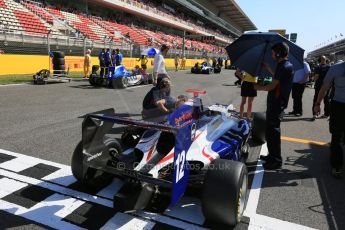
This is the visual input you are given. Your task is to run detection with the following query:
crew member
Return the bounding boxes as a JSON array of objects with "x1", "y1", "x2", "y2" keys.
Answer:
[
  {"x1": 312, "y1": 55, "x2": 330, "y2": 120},
  {"x1": 83, "y1": 49, "x2": 91, "y2": 78},
  {"x1": 153, "y1": 44, "x2": 170, "y2": 85},
  {"x1": 255, "y1": 42, "x2": 294, "y2": 170},
  {"x1": 314, "y1": 61, "x2": 345, "y2": 178},
  {"x1": 99, "y1": 48, "x2": 105, "y2": 77},
  {"x1": 289, "y1": 61, "x2": 311, "y2": 116},
  {"x1": 238, "y1": 70, "x2": 257, "y2": 119},
  {"x1": 114, "y1": 48, "x2": 123, "y2": 66},
  {"x1": 142, "y1": 77, "x2": 172, "y2": 120}
]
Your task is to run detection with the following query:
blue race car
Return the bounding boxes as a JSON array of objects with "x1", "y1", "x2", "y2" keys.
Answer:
[
  {"x1": 89, "y1": 65, "x2": 153, "y2": 88},
  {"x1": 71, "y1": 89, "x2": 266, "y2": 227}
]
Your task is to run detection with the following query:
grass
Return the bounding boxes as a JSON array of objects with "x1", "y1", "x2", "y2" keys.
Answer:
[{"x1": 0, "y1": 67, "x2": 187, "y2": 85}]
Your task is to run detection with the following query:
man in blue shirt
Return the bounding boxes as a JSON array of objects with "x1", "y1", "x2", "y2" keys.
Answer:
[
  {"x1": 289, "y1": 61, "x2": 311, "y2": 116},
  {"x1": 255, "y1": 42, "x2": 294, "y2": 170},
  {"x1": 99, "y1": 48, "x2": 105, "y2": 77},
  {"x1": 314, "y1": 61, "x2": 345, "y2": 178},
  {"x1": 115, "y1": 48, "x2": 123, "y2": 66},
  {"x1": 104, "y1": 48, "x2": 111, "y2": 76}
]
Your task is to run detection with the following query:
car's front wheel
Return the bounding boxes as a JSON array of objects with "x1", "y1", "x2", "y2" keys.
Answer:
[{"x1": 202, "y1": 159, "x2": 248, "y2": 227}]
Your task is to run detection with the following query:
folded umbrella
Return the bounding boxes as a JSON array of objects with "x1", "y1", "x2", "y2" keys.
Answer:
[{"x1": 226, "y1": 32, "x2": 305, "y2": 77}]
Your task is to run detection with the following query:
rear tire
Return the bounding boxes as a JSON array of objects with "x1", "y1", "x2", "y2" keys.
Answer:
[
  {"x1": 71, "y1": 139, "x2": 121, "y2": 187},
  {"x1": 251, "y1": 112, "x2": 266, "y2": 144},
  {"x1": 202, "y1": 159, "x2": 248, "y2": 227}
]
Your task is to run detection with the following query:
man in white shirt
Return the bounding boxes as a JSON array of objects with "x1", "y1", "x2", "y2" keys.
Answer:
[
  {"x1": 289, "y1": 61, "x2": 311, "y2": 116},
  {"x1": 153, "y1": 44, "x2": 170, "y2": 85}
]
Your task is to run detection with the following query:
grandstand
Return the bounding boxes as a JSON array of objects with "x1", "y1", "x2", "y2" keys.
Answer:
[
  {"x1": 0, "y1": 0, "x2": 256, "y2": 58},
  {"x1": 308, "y1": 38, "x2": 345, "y2": 62}
]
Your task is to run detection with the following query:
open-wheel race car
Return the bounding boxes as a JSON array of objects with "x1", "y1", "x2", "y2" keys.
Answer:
[
  {"x1": 71, "y1": 89, "x2": 266, "y2": 227},
  {"x1": 191, "y1": 62, "x2": 221, "y2": 74},
  {"x1": 89, "y1": 65, "x2": 153, "y2": 88}
]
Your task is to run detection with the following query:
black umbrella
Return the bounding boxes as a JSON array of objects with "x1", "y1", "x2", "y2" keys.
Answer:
[{"x1": 226, "y1": 32, "x2": 305, "y2": 77}]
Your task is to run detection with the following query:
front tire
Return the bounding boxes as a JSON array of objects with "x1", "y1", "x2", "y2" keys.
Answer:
[
  {"x1": 202, "y1": 159, "x2": 248, "y2": 227},
  {"x1": 116, "y1": 77, "x2": 128, "y2": 88}
]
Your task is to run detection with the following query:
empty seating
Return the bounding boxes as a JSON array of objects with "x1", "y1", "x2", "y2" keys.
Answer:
[{"x1": 0, "y1": 0, "x2": 61, "y2": 36}]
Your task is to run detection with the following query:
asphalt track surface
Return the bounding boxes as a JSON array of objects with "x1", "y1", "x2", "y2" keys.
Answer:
[{"x1": 0, "y1": 70, "x2": 344, "y2": 230}]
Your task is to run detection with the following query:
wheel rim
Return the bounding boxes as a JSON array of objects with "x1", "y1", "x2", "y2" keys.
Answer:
[
  {"x1": 123, "y1": 78, "x2": 128, "y2": 87},
  {"x1": 237, "y1": 174, "x2": 248, "y2": 222},
  {"x1": 109, "y1": 147, "x2": 119, "y2": 160}
]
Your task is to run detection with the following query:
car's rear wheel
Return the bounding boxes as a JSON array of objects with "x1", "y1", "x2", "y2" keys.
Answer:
[
  {"x1": 202, "y1": 159, "x2": 248, "y2": 227},
  {"x1": 71, "y1": 139, "x2": 121, "y2": 187},
  {"x1": 251, "y1": 112, "x2": 266, "y2": 144}
]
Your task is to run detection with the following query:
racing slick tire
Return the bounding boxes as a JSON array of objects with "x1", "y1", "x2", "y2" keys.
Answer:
[
  {"x1": 115, "y1": 76, "x2": 129, "y2": 89},
  {"x1": 251, "y1": 112, "x2": 266, "y2": 144},
  {"x1": 53, "y1": 58, "x2": 65, "y2": 66},
  {"x1": 52, "y1": 51, "x2": 65, "y2": 59},
  {"x1": 71, "y1": 139, "x2": 121, "y2": 187},
  {"x1": 89, "y1": 74, "x2": 103, "y2": 87},
  {"x1": 202, "y1": 159, "x2": 248, "y2": 227}
]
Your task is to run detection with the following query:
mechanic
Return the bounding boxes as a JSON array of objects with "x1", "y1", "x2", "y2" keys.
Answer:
[
  {"x1": 255, "y1": 42, "x2": 294, "y2": 170},
  {"x1": 289, "y1": 61, "x2": 311, "y2": 116},
  {"x1": 312, "y1": 55, "x2": 330, "y2": 120},
  {"x1": 83, "y1": 49, "x2": 91, "y2": 79},
  {"x1": 98, "y1": 48, "x2": 105, "y2": 77},
  {"x1": 111, "y1": 49, "x2": 116, "y2": 67},
  {"x1": 114, "y1": 48, "x2": 123, "y2": 66},
  {"x1": 142, "y1": 77, "x2": 174, "y2": 120},
  {"x1": 314, "y1": 61, "x2": 345, "y2": 178},
  {"x1": 153, "y1": 44, "x2": 170, "y2": 85},
  {"x1": 104, "y1": 48, "x2": 111, "y2": 76}
]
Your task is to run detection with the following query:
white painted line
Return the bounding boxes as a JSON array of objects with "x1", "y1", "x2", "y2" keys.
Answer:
[
  {"x1": 244, "y1": 143, "x2": 267, "y2": 216},
  {"x1": 0, "y1": 199, "x2": 85, "y2": 230},
  {"x1": 136, "y1": 211, "x2": 208, "y2": 230},
  {"x1": 125, "y1": 85, "x2": 150, "y2": 89},
  {"x1": 0, "y1": 83, "x2": 28, "y2": 87},
  {"x1": 164, "y1": 197, "x2": 205, "y2": 225},
  {"x1": 96, "y1": 178, "x2": 124, "y2": 199},
  {"x1": 0, "y1": 169, "x2": 113, "y2": 208},
  {"x1": 42, "y1": 167, "x2": 77, "y2": 187},
  {"x1": 100, "y1": 212, "x2": 155, "y2": 230},
  {"x1": 0, "y1": 155, "x2": 41, "y2": 172},
  {"x1": 0, "y1": 149, "x2": 71, "y2": 170},
  {"x1": 0, "y1": 177, "x2": 28, "y2": 198},
  {"x1": 25, "y1": 194, "x2": 84, "y2": 219},
  {"x1": 248, "y1": 214, "x2": 317, "y2": 230},
  {"x1": 244, "y1": 144, "x2": 317, "y2": 230}
]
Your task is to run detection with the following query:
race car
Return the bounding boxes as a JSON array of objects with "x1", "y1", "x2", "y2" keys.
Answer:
[
  {"x1": 191, "y1": 62, "x2": 221, "y2": 74},
  {"x1": 89, "y1": 65, "x2": 153, "y2": 88},
  {"x1": 71, "y1": 89, "x2": 266, "y2": 227}
]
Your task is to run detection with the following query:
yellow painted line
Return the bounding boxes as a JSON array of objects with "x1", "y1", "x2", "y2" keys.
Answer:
[{"x1": 281, "y1": 136, "x2": 329, "y2": 146}]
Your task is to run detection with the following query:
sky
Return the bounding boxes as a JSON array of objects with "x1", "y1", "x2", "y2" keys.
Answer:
[{"x1": 235, "y1": 0, "x2": 345, "y2": 54}]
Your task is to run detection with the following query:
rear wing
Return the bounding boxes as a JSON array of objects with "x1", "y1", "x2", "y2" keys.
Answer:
[{"x1": 82, "y1": 106, "x2": 195, "y2": 207}]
